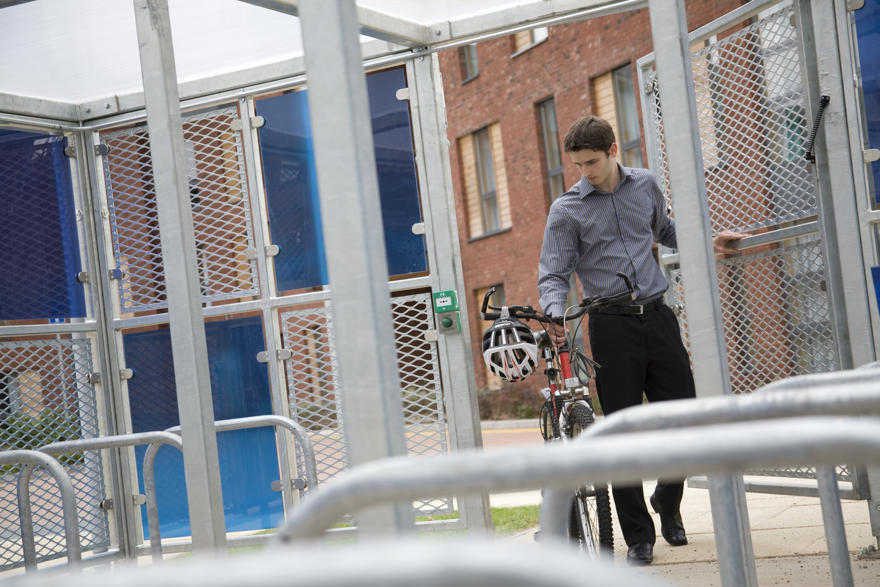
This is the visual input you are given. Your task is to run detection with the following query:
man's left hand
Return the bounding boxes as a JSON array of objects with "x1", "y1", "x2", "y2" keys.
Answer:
[{"x1": 713, "y1": 230, "x2": 750, "y2": 258}]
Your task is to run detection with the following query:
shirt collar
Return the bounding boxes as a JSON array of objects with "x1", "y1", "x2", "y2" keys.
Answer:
[{"x1": 578, "y1": 163, "x2": 631, "y2": 198}]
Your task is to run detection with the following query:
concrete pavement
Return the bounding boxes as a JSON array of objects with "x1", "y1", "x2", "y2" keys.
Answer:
[{"x1": 481, "y1": 420, "x2": 880, "y2": 586}]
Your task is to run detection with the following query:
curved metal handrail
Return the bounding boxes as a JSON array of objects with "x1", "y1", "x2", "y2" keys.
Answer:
[
  {"x1": 7, "y1": 449, "x2": 82, "y2": 571},
  {"x1": 270, "y1": 416, "x2": 880, "y2": 544}
]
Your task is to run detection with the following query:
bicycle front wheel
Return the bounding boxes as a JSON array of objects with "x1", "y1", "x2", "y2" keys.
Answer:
[{"x1": 567, "y1": 402, "x2": 613, "y2": 555}]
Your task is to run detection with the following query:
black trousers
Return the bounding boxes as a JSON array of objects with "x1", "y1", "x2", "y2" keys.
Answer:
[{"x1": 587, "y1": 304, "x2": 696, "y2": 546}]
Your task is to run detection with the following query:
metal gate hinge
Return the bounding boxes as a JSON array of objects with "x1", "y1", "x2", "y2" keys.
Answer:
[
  {"x1": 251, "y1": 115, "x2": 265, "y2": 128},
  {"x1": 424, "y1": 329, "x2": 439, "y2": 342},
  {"x1": 94, "y1": 144, "x2": 109, "y2": 156},
  {"x1": 87, "y1": 372, "x2": 101, "y2": 385},
  {"x1": 395, "y1": 88, "x2": 410, "y2": 101},
  {"x1": 108, "y1": 268, "x2": 126, "y2": 280},
  {"x1": 64, "y1": 146, "x2": 76, "y2": 158},
  {"x1": 848, "y1": 0, "x2": 865, "y2": 11},
  {"x1": 120, "y1": 368, "x2": 134, "y2": 380},
  {"x1": 245, "y1": 245, "x2": 279, "y2": 260},
  {"x1": 99, "y1": 498, "x2": 113, "y2": 511},
  {"x1": 644, "y1": 81, "x2": 655, "y2": 95},
  {"x1": 230, "y1": 119, "x2": 243, "y2": 131},
  {"x1": 132, "y1": 494, "x2": 147, "y2": 506},
  {"x1": 411, "y1": 222, "x2": 426, "y2": 235},
  {"x1": 271, "y1": 478, "x2": 306, "y2": 492},
  {"x1": 864, "y1": 148, "x2": 880, "y2": 164},
  {"x1": 76, "y1": 271, "x2": 89, "y2": 284},
  {"x1": 257, "y1": 348, "x2": 292, "y2": 363}
]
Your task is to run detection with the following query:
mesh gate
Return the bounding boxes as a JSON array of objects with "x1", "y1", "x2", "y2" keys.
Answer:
[
  {"x1": 0, "y1": 338, "x2": 107, "y2": 570},
  {"x1": 281, "y1": 292, "x2": 451, "y2": 515},
  {"x1": 101, "y1": 106, "x2": 259, "y2": 314},
  {"x1": 642, "y1": 6, "x2": 842, "y2": 481}
]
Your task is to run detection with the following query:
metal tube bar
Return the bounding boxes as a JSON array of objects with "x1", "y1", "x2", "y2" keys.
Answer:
[
  {"x1": 297, "y1": 0, "x2": 411, "y2": 535},
  {"x1": 538, "y1": 367, "x2": 880, "y2": 574},
  {"x1": 816, "y1": 465, "x2": 853, "y2": 587},
  {"x1": 0, "y1": 321, "x2": 98, "y2": 338},
  {"x1": 272, "y1": 417, "x2": 880, "y2": 543},
  {"x1": 132, "y1": 0, "x2": 226, "y2": 552},
  {"x1": 648, "y1": 1, "x2": 757, "y2": 584},
  {"x1": 6, "y1": 450, "x2": 81, "y2": 571},
  {"x1": 13, "y1": 538, "x2": 667, "y2": 587},
  {"x1": 37, "y1": 431, "x2": 185, "y2": 564},
  {"x1": 165, "y1": 415, "x2": 319, "y2": 493}
]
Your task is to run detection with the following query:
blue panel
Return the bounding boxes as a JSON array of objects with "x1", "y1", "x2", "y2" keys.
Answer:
[
  {"x1": 855, "y1": 3, "x2": 880, "y2": 204},
  {"x1": 255, "y1": 66, "x2": 427, "y2": 293},
  {"x1": 0, "y1": 131, "x2": 85, "y2": 320},
  {"x1": 872, "y1": 266, "x2": 880, "y2": 317},
  {"x1": 254, "y1": 90, "x2": 327, "y2": 292},
  {"x1": 124, "y1": 316, "x2": 282, "y2": 538}
]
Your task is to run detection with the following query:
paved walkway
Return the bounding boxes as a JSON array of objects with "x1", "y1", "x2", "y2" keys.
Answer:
[{"x1": 481, "y1": 420, "x2": 880, "y2": 586}]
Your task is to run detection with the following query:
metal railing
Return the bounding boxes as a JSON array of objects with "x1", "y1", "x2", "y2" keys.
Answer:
[
  {"x1": 3, "y1": 450, "x2": 81, "y2": 571},
  {"x1": 143, "y1": 414, "x2": 319, "y2": 559},
  {"x1": 537, "y1": 366, "x2": 880, "y2": 587},
  {"x1": 271, "y1": 415, "x2": 880, "y2": 545},
  {"x1": 23, "y1": 432, "x2": 185, "y2": 568},
  {"x1": 3, "y1": 538, "x2": 669, "y2": 587}
]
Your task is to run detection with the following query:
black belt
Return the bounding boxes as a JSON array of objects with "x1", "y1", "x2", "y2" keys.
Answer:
[{"x1": 589, "y1": 297, "x2": 666, "y2": 316}]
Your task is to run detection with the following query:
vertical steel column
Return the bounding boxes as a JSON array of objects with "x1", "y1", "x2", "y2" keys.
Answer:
[
  {"x1": 796, "y1": 0, "x2": 876, "y2": 369},
  {"x1": 73, "y1": 130, "x2": 141, "y2": 558},
  {"x1": 648, "y1": 2, "x2": 757, "y2": 586},
  {"x1": 297, "y1": 0, "x2": 412, "y2": 535},
  {"x1": 237, "y1": 98, "x2": 297, "y2": 515},
  {"x1": 131, "y1": 0, "x2": 226, "y2": 551},
  {"x1": 406, "y1": 54, "x2": 493, "y2": 532}
]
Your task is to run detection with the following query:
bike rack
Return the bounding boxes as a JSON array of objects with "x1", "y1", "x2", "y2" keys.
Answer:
[
  {"x1": 538, "y1": 366, "x2": 880, "y2": 587},
  {"x1": 23, "y1": 431, "x2": 185, "y2": 569},
  {"x1": 3, "y1": 538, "x2": 668, "y2": 587},
  {"x1": 141, "y1": 414, "x2": 319, "y2": 560},
  {"x1": 3, "y1": 449, "x2": 82, "y2": 571},
  {"x1": 270, "y1": 415, "x2": 880, "y2": 546}
]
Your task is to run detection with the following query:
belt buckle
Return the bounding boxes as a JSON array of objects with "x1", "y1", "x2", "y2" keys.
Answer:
[{"x1": 635, "y1": 304, "x2": 644, "y2": 315}]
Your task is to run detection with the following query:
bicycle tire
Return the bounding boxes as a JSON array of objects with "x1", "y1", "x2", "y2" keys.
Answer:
[
  {"x1": 539, "y1": 396, "x2": 565, "y2": 441},
  {"x1": 567, "y1": 402, "x2": 614, "y2": 555}
]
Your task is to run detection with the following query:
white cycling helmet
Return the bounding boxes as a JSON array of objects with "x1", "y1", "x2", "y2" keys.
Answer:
[{"x1": 482, "y1": 312, "x2": 539, "y2": 382}]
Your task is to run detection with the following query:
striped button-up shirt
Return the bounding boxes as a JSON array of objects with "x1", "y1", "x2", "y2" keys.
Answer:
[{"x1": 538, "y1": 165, "x2": 676, "y2": 316}]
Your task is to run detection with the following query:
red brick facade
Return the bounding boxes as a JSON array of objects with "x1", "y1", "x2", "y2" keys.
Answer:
[{"x1": 437, "y1": 1, "x2": 746, "y2": 394}]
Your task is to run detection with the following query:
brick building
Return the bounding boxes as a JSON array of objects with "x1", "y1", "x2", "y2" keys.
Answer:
[{"x1": 437, "y1": 0, "x2": 747, "y2": 400}]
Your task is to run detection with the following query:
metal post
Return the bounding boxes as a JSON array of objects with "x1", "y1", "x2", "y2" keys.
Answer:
[
  {"x1": 816, "y1": 465, "x2": 854, "y2": 586},
  {"x1": 297, "y1": 0, "x2": 412, "y2": 535},
  {"x1": 131, "y1": 0, "x2": 226, "y2": 551},
  {"x1": 647, "y1": 1, "x2": 757, "y2": 585},
  {"x1": 406, "y1": 54, "x2": 492, "y2": 532}
]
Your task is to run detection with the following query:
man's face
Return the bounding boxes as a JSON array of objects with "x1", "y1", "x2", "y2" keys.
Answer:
[{"x1": 569, "y1": 144, "x2": 618, "y2": 187}]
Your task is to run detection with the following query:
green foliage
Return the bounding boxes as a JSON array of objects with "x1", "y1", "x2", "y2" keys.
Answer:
[
  {"x1": 0, "y1": 409, "x2": 84, "y2": 473},
  {"x1": 490, "y1": 505, "x2": 540, "y2": 534}
]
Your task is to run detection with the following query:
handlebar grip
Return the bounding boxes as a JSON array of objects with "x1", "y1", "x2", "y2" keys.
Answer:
[{"x1": 480, "y1": 286, "x2": 497, "y2": 319}]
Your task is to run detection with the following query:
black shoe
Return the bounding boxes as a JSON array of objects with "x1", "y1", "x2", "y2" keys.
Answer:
[
  {"x1": 626, "y1": 542, "x2": 653, "y2": 565},
  {"x1": 650, "y1": 493, "x2": 688, "y2": 546}
]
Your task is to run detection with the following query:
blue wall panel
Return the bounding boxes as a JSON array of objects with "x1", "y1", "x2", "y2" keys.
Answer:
[
  {"x1": 855, "y1": 2, "x2": 880, "y2": 204},
  {"x1": 0, "y1": 130, "x2": 85, "y2": 320},
  {"x1": 125, "y1": 316, "x2": 282, "y2": 538},
  {"x1": 255, "y1": 66, "x2": 426, "y2": 293}
]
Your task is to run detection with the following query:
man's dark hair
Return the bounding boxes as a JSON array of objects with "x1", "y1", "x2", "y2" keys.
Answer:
[{"x1": 563, "y1": 115, "x2": 616, "y2": 153}]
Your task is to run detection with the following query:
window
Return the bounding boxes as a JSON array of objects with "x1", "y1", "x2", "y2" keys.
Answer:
[
  {"x1": 512, "y1": 27, "x2": 548, "y2": 56},
  {"x1": 538, "y1": 98, "x2": 566, "y2": 201},
  {"x1": 476, "y1": 284, "x2": 506, "y2": 390},
  {"x1": 0, "y1": 372, "x2": 18, "y2": 421},
  {"x1": 458, "y1": 123, "x2": 512, "y2": 238},
  {"x1": 460, "y1": 44, "x2": 479, "y2": 82},
  {"x1": 593, "y1": 63, "x2": 643, "y2": 167}
]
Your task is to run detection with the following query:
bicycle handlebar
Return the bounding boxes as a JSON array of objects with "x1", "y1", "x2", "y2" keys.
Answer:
[{"x1": 479, "y1": 273, "x2": 636, "y2": 324}]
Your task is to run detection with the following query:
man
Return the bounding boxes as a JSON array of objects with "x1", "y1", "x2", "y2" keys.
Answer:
[{"x1": 537, "y1": 115, "x2": 745, "y2": 565}]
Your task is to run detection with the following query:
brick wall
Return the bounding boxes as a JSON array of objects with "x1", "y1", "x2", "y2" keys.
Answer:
[{"x1": 437, "y1": 1, "x2": 747, "y2": 394}]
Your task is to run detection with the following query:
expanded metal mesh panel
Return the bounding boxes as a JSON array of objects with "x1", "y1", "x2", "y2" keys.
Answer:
[
  {"x1": 645, "y1": 6, "x2": 816, "y2": 234},
  {"x1": 0, "y1": 339, "x2": 107, "y2": 570},
  {"x1": 281, "y1": 293, "x2": 450, "y2": 514},
  {"x1": 101, "y1": 106, "x2": 258, "y2": 313}
]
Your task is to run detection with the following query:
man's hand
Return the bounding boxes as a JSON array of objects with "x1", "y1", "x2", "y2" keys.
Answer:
[
  {"x1": 713, "y1": 229, "x2": 750, "y2": 258},
  {"x1": 545, "y1": 320, "x2": 567, "y2": 346}
]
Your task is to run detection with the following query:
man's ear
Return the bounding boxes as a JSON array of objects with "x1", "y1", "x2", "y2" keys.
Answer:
[{"x1": 609, "y1": 143, "x2": 619, "y2": 158}]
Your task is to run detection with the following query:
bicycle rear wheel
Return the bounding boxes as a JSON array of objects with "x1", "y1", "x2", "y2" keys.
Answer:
[{"x1": 567, "y1": 402, "x2": 613, "y2": 555}]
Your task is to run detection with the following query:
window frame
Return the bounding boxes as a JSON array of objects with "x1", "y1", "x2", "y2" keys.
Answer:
[
  {"x1": 611, "y1": 63, "x2": 644, "y2": 168},
  {"x1": 473, "y1": 127, "x2": 500, "y2": 234},
  {"x1": 460, "y1": 43, "x2": 479, "y2": 83},
  {"x1": 537, "y1": 98, "x2": 566, "y2": 202}
]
